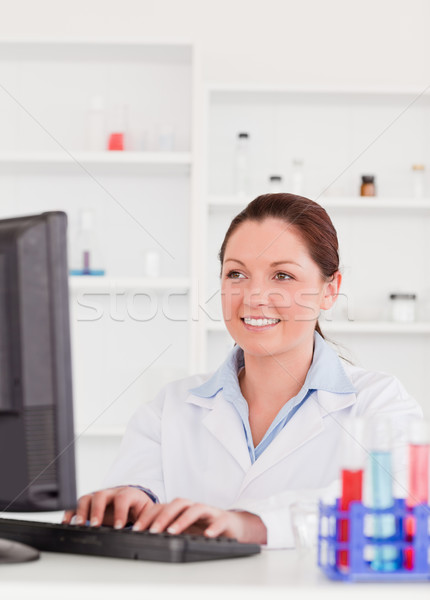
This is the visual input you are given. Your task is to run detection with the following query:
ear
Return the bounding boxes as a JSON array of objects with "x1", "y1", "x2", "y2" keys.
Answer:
[{"x1": 320, "y1": 271, "x2": 342, "y2": 310}]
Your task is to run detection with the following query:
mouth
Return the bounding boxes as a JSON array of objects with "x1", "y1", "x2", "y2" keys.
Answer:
[{"x1": 241, "y1": 317, "x2": 281, "y2": 330}]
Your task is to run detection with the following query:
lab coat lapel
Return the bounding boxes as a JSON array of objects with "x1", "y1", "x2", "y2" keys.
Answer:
[
  {"x1": 238, "y1": 389, "x2": 357, "y2": 490},
  {"x1": 186, "y1": 391, "x2": 252, "y2": 472},
  {"x1": 238, "y1": 393, "x2": 324, "y2": 488}
]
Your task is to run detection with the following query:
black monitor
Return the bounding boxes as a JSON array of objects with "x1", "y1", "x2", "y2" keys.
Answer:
[{"x1": 0, "y1": 211, "x2": 76, "y2": 519}]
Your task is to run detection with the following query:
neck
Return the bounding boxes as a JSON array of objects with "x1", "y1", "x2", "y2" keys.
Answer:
[{"x1": 239, "y1": 336, "x2": 314, "y2": 409}]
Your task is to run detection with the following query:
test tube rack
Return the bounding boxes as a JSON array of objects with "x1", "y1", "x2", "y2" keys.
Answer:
[{"x1": 318, "y1": 499, "x2": 430, "y2": 581}]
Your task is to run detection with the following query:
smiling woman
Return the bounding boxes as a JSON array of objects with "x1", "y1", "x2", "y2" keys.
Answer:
[
  {"x1": 219, "y1": 193, "x2": 341, "y2": 341},
  {"x1": 218, "y1": 195, "x2": 343, "y2": 446},
  {"x1": 63, "y1": 193, "x2": 423, "y2": 549}
]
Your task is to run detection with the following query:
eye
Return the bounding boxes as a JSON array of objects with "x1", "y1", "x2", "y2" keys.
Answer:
[
  {"x1": 226, "y1": 270, "x2": 245, "y2": 279},
  {"x1": 274, "y1": 272, "x2": 293, "y2": 281}
]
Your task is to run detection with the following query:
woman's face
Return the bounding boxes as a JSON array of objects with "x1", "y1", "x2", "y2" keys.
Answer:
[{"x1": 220, "y1": 218, "x2": 340, "y2": 359}]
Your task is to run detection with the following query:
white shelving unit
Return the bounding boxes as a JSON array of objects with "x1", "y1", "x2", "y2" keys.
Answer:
[
  {"x1": 69, "y1": 276, "x2": 191, "y2": 293},
  {"x1": 0, "y1": 151, "x2": 193, "y2": 163},
  {"x1": 76, "y1": 426, "x2": 126, "y2": 438},
  {"x1": 201, "y1": 83, "x2": 430, "y2": 416},
  {"x1": 205, "y1": 320, "x2": 430, "y2": 334},
  {"x1": 0, "y1": 38, "x2": 201, "y2": 494},
  {"x1": 209, "y1": 195, "x2": 430, "y2": 211},
  {"x1": 0, "y1": 151, "x2": 193, "y2": 177}
]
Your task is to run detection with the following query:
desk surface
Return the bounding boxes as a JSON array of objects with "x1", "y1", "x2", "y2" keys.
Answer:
[{"x1": 0, "y1": 549, "x2": 429, "y2": 600}]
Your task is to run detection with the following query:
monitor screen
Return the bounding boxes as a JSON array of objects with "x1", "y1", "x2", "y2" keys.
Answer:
[{"x1": 0, "y1": 211, "x2": 76, "y2": 512}]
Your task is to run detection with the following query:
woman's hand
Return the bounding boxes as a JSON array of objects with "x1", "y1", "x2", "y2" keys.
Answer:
[
  {"x1": 62, "y1": 486, "x2": 154, "y2": 529},
  {"x1": 131, "y1": 498, "x2": 267, "y2": 545}
]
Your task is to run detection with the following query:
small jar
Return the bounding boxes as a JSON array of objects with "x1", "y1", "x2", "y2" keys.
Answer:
[
  {"x1": 389, "y1": 293, "x2": 417, "y2": 322},
  {"x1": 268, "y1": 175, "x2": 283, "y2": 193},
  {"x1": 143, "y1": 250, "x2": 161, "y2": 278},
  {"x1": 411, "y1": 164, "x2": 425, "y2": 199},
  {"x1": 360, "y1": 175, "x2": 376, "y2": 197},
  {"x1": 235, "y1": 132, "x2": 250, "y2": 197},
  {"x1": 291, "y1": 158, "x2": 304, "y2": 195}
]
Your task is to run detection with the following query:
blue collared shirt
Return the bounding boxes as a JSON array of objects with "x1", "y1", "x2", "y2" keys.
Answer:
[{"x1": 189, "y1": 332, "x2": 356, "y2": 463}]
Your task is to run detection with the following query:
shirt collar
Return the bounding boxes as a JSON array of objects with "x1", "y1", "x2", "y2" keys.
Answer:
[{"x1": 189, "y1": 331, "x2": 356, "y2": 399}]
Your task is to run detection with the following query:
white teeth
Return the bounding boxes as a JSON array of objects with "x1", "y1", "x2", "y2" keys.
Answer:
[{"x1": 244, "y1": 318, "x2": 280, "y2": 327}]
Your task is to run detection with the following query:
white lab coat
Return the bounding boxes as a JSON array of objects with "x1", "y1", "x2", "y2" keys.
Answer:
[{"x1": 103, "y1": 361, "x2": 423, "y2": 548}]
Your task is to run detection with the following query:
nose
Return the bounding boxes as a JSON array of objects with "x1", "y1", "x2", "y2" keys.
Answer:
[
  {"x1": 246, "y1": 286, "x2": 270, "y2": 308},
  {"x1": 244, "y1": 281, "x2": 291, "y2": 311}
]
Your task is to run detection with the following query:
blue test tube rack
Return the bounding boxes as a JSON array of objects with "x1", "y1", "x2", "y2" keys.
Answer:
[{"x1": 318, "y1": 498, "x2": 430, "y2": 581}]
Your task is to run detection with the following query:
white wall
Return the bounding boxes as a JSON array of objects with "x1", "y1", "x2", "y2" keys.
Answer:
[{"x1": 0, "y1": 0, "x2": 429, "y2": 86}]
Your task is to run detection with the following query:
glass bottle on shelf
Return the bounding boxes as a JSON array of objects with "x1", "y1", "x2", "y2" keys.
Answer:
[
  {"x1": 291, "y1": 159, "x2": 304, "y2": 195},
  {"x1": 268, "y1": 175, "x2": 283, "y2": 193},
  {"x1": 411, "y1": 164, "x2": 425, "y2": 199},
  {"x1": 389, "y1": 293, "x2": 416, "y2": 322},
  {"x1": 143, "y1": 249, "x2": 161, "y2": 278},
  {"x1": 86, "y1": 96, "x2": 106, "y2": 152},
  {"x1": 234, "y1": 132, "x2": 250, "y2": 198},
  {"x1": 69, "y1": 209, "x2": 105, "y2": 276},
  {"x1": 156, "y1": 123, "x2": 175, "y2": 151},
  {"x1": 108, "y1": 104, "x2": 128, "y2": 151}
]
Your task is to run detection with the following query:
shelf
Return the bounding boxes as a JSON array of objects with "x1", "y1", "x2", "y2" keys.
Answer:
[
  {"x1": 207, "y1": 83, "x2": 430, "y2": 97},
  {"x1": 321, "y1": 321, "x2": 430, "y2": 334},
  {"x1": 69, "y1": 276, "x2": 191, "y2": 293},
  {"x1": 208, "y1": 195, "x2": 430, "y2": 211},
  {"x1": 0, "y1": 152, "x2": 192, "y2": 175},
  {"x1": 206, "y1": 321, "x2": 228, "y2": 332},
  {"x1": 0, "y1": 38, "x2": 193, "y2": 63},
  {"x1": 76, "y1": 426, "x2": 126, "y2": 438},
  {"x1": 319, "y1": 197, "x2": 430, "y2": 210},
  {"x1": 208, "y1": 85, "x2": 430, "y2": 110},
  {"x1": 206, "y1": 321, "x2": 430, "y2": 334}
]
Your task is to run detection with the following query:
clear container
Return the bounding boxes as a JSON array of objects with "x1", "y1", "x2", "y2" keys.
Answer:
[
  {"x1": 157, "y1": 123, "x2": 175, "y2": 151},
  {"x1": 86, "y1": 96, "x2": 106, "y2": 151},
  {"x1": 291, "y1": 158, "x2": 304, "y2": 195},
  {"x1": 290, "y1": 501, "x2": 319, "y2": 556},
  {"x1": 143, "y1": 249, "x2": 161, "y2": 278},
  {"x1": 268, "y1": 175, "x2": 283, "y2": 193},
  {"x1": 108, "y1": 104, "x2": 128, "y2": 151},
  {"x1": 389, "y1": 293, "x2": 416, "y2": 322},
  {"x1": 69, "y1": 209, "x2": 105, "y2": 276},
  {"x1": 411, "y1": 164, "x2": 425, "y2": 199},
  {"x1": 234, "y1": 132, "x2": 250, "y2": 198}
]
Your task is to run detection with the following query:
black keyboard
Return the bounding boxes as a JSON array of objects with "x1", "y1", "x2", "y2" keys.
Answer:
[{"x1": 0, "y1": 517, "x2": 261, "y2": 563}]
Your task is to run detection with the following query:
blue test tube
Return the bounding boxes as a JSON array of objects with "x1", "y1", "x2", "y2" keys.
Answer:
[{"x1": 368, "y1": 418, "x2": 399, "y2": 571}]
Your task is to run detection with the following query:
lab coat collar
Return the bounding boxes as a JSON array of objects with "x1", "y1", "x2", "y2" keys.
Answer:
[
  {"x1": 189, "y1": 331, "x2": 357, "y2": 401},
  {"x1": 189, "y1": 343, "x2": 242, "y2": 400},
  {"x1": 185, "y1": 341, "x2": 358, "y2": 479},
  {"x1": 186, "y1": 332, "x2": 357, "y2": 477}
]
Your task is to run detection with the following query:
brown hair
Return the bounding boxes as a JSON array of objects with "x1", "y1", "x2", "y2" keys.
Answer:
[{"x1": 218, "y1": 193, "x2": 340, "y2": 338}]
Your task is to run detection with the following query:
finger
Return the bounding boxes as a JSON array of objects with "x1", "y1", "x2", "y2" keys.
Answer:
[
  {"x1": 89, "y1": 490, "x2": 113, "y2": 527},
  {"x1": 132, "y1": 503, "x2": 164, "y2": 532},
  {"x1": 204, "y1": 514, "x2": 231, "y2": 538},
  {"x1": 149, "y1": 498, "x2": 195, "y2": 533},
  {"x1": 133, "y1": 498, "x2": 193, "y2": 533},
  {"x1": 62, "y1": 508, "x2": 76, "y2": 524},
  {"x1": 166, "y1": 504, "x2": 219, "y2": 535},
  {"x1": 112, "y1": 488, "x2": 152, "y2": 529},
  {"x1": 74, "y1": 494, "x2": 94, "y2": 525}
]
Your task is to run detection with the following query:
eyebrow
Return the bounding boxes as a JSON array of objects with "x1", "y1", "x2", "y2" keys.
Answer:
[{"x1": 224, "y1": 258, "x2": 303, "y2": 268}]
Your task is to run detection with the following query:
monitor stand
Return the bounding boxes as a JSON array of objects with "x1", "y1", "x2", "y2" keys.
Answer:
[{"x1": 0, "y1": 538, "x2": 40, "y2": 564}]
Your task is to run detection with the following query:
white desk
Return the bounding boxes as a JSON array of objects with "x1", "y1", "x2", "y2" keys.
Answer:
[{"x1": 0, "y1": 549, "x2": 429, "y2": 600}]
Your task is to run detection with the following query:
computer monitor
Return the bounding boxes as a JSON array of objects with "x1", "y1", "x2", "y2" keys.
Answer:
[{"x1": 0, "y1": 211, "x2": 76, "y2": 516}]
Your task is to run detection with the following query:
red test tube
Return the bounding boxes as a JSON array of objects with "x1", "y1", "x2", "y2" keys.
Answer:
[
  {"x1": 404, "y1": 419, "x2": 429, "y2": 570},
  {"x1": 337, "y1": 417, "x2": 365, "y2": 572}
]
